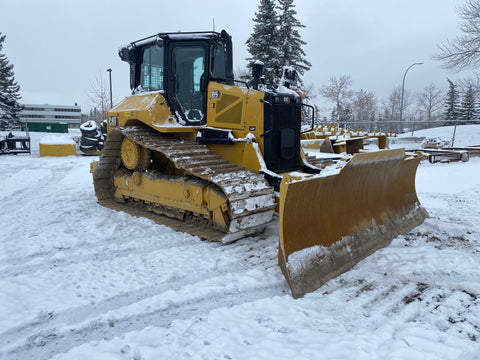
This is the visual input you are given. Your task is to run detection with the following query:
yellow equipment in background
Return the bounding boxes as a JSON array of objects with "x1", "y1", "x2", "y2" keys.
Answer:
[
  {"x1": 39, "y1": 135, "x2": 77, "y2": 157},
  {"x1": 92, "y1": 30, "x2": 427, "y2": 298}
]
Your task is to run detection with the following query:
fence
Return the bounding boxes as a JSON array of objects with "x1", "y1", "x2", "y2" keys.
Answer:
[{"x1": 315, "y1": 119, "x2": 480, "y2": 135}]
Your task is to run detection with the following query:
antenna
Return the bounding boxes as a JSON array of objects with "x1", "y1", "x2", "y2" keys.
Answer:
[{"x1": 213, "y1": 18, "x2": 215, "y2": 32}]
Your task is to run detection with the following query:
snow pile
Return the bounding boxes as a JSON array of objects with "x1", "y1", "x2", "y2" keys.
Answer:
[
  {"x1": 421, "y1": 136, "x2": 451, "y2": 149},
  {"x1": 397, "y1": 124, "x2": 480, "y2": 148},
  {"x1": 0, "y1": 126, "x2": 480, "y2": 359}
]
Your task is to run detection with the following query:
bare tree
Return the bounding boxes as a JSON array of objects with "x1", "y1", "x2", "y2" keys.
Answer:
[
  {"x1": 416, "y1": 83, "x2": 444, "y2": 122},
  {"x1": 319, "y1": 75, "x2": 353, "y2": 123},
  {"x1": 434, "y1": 0, "x2": 480, "y2": 71},
  {"x1": 299, "y1": 82, "x2": 318, "y2": 125},
  {"x1": 86, "y1": 72, "x2": 112, "y2": 122},
  {"x1": 301, "y1": 82, "x2": 317, "y2": 102},
  {"x1": 352, "y1": 89, "x2": 377, "y2": 123},
  {"x1": 382, "y1": 86, "x2": 412, "y2": 121}
]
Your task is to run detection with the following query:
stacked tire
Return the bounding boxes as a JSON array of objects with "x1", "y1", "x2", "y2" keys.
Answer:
[{"x1": 80, "y1": 120, "x2": 107, "y2": 154}]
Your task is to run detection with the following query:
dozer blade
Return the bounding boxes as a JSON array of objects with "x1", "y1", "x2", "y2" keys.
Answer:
[{"x1": 278, "y1": 148, "x2": 428, "y2": 298}]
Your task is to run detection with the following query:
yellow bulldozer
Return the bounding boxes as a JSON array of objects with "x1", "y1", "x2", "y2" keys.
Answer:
[{"x1": 92, "y1": 30, "x2": 428, "y2": 298}]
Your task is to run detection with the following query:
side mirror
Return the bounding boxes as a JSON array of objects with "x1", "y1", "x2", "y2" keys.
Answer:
[
  {"x1": 118, "y1": 46, "x2": 137, "y2": 63},
  {"x1": 118, "y1": 47, "x2": 129, "y2": 61}
]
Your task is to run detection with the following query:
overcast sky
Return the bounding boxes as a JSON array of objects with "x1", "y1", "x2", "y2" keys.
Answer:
[{"x1": 1, "y1": 0, "x2": 474, "y2": 115}]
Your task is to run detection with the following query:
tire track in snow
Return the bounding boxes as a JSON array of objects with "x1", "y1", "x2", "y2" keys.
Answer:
[
  {"x1": 0, "y1": 229, "x2": 204, "y2": 279},
  {"x1": 0, "y1": 155, "x2": 284, "y2": 359},
  {"x1": 1, "y1": 266, "x2": 216, "y2": 341},
  {"x1": 0, "y1": 159, "x2": 96, "y2": 269},
  {"x1": 316, "y1": 247, "x2": 480, "y2": 343},
  {"x1": 0, "y1": 159, "x2": 90, "y2": 204},
  {"x1": 2, "y1": 209, "x2": 283, "y2": 360},
  {"x1": 0, "y1": 183, "x2": 209, "y2": 279},
  {"x1": 415, "y1": 188, "x2": 480, "y2": 252},
  {"x1": 2, "y1": 269, "x2": 287, "y2": 360}
]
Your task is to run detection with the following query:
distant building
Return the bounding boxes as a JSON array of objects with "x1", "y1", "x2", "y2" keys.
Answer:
[{"x1": 19, "y1": 103, "x2": 82, "y2": 133}]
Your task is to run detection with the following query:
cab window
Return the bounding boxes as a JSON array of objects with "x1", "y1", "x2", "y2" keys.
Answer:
[
  {"x1": 140, "y1": 45, "x2": 164, "y2": 91},
  {"x1": 211, "y1": 43, "x2": 226, "y2": 79}
]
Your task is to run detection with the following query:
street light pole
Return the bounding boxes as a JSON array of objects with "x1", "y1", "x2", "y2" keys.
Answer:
[
  {"x1": 107, "y1": 68, "x2": 113, "y2": 109},
  {"x1": 400, "y1": 62, "x2": 423, "y2": 123}
]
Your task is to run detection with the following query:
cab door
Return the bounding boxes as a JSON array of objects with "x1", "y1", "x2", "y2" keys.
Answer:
[{"x1": 167, "y1": 42, "x2": 208, "y2": 126}]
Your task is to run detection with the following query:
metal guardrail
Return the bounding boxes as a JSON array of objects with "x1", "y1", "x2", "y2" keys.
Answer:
[
  {"x1": 310, "y1": 119, "x2": 480, "y2": 147},
  {"x1": 314, "y1": 119, "x2": 480, "y2": 134}
]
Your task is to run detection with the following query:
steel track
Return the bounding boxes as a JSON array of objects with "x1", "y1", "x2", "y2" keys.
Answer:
[{"x1": 93, "y1": 125, "x2": 276, "y2": 243}]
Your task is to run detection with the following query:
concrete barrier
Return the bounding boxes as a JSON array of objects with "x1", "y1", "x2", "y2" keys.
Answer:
[{"x1": 39, "y1": 135, "x2": 77, "y2": 157}]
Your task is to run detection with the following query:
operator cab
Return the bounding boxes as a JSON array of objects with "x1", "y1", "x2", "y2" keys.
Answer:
[
  {"x1": 119, "y1": 31, "x2": 234, "y2": 126},
  {"x1": 118, "y1": 30, "x2": 313, "y2": 183}
]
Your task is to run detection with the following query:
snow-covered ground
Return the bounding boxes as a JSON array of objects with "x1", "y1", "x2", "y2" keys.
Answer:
[
  {"x1": 1, "y1": 126, "x2": 480, "y2": 360},
  {"x1": 395, "y1": 124, "x2": 480, "y2": 149}
]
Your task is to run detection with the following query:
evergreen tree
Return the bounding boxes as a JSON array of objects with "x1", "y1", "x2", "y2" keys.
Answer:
[
  {"x1": 444, "y1": 79, "x2": 459, "y2": 125},
  {"x1": 246, "y1": 0, "x2": 281, "y2": 85},
  {"x1": 277, "y1": 0, "x2": 311, "y2": 86},
  {"x1": 0, "y1": 33, "x2": 22, "y2": 127},
  {"x1": 459, "y1": 83, "x2": 477, "y2": 124}
]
